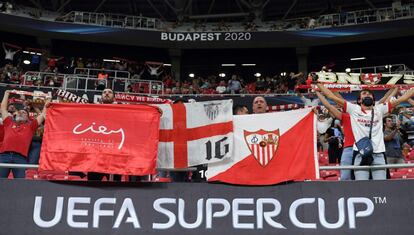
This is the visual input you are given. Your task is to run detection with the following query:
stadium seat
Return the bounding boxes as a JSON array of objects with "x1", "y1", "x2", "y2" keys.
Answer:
[
  {"x1": 324, "y1": 175, "x2": 340, "y2": 181},
  {"x1": 50, "y1": 174, "x2": 84, "y2": 181},
  {"x1": 320, "y1": 170, "x2": 339, "y2": 181},
  {"x1": 25, "y1": 169, "x2": 38, "y2": 179},
  {"x1": 390, "y1": 171, "x2": 405, "y2": 179},
  {"x1": 36, "y1": 170, "x2": 70, "y2": 180}
]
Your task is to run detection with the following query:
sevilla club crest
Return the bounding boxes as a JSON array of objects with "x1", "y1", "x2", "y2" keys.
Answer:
[
  {"x1": 244, "y1": 129, "x2": 280, "y2": 167},
  {"x1": 204, "y1": 103, "x2": 220, "y2": 120}
]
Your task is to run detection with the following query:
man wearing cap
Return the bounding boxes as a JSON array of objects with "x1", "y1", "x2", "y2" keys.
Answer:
[{"x1": 0, "y1": 90, "x2": 48, "y2": 178}]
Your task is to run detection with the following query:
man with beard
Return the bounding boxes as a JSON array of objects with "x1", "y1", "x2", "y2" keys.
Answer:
[
  {"x1": 252, "y1": 96, "x2": 268, "y2": 114},
  {"x1": 0, "y1": 90, "x2": 48, "y2": 178},
  {"x1": 100, "y1": 88, "x2": 115, "y2": 104},
  {"x1": 87, "y1": 88, "x2": 122, "y2": 181}
]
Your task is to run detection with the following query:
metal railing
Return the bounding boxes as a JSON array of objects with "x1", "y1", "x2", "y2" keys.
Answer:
[
  {"x1": 64, "y1": 75, "x2": 164, "y2": 95},
  {"x1": 4, "y1": 163, "x2": 413, "y2": 170},
  {"x1": 275, "y1": 4, "x2": 414, "y2": 31},
  {"x1": 3, "y1": 1, "x2": 413, "y2": 33},
  {"x1": 56, "y1": 11, "x2": 164, "y2": 30},
  {"x1": 319, "y1": 163, "x2": 414, "y2": 170},
  {"x1": 73, "y1": 67, "x2": 130, "y2": 79},
  {"x1": 20, "y1": 71, "x2": 164, "y2": 95},
  {"x1": 0, "y1": 163, "x2": 413, "y2": 180},
  {"x1": 22, "y1": 71, "x2": 66, "y2": 87},
  {"x1": 350, "y1": 64, "x2": 408, "y2": 74}
]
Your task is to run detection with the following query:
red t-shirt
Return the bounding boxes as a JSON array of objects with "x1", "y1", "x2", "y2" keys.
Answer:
[
  {"x1": 342, "y1": 113, "x2": 355, "y2": 148},
  {"x1": 1, "y1": 116, "x2": 38, "y2": 157},
  {"x1": 48, "y1": 58, "x2": 57, "y2": 67},
  {"x1": 0, "y1": 124, "x2": 4, "y2": 149}
]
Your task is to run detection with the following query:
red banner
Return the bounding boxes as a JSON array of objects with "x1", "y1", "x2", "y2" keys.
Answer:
[
  {"x1": 39, "y1": 103, "x2": 161, "y2": 175},
  {"x1": 207, "y1": 108, "x2": 317, "y2": 185}
]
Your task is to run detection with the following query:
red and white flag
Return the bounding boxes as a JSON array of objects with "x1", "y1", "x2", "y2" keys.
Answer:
[
  {"x1": 206, "y1": 108, "x2": 318, "y2": 185},
  {"x1": 157, "y1": 100, "x2": 233, "y2": 169},
  {"x1": 39, "y1": 103, "x2": 160, "y2": 175}
]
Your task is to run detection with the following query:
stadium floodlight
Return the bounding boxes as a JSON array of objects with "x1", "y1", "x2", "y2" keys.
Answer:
[
  {"x1": 280, "y1": 72, "x2": 287, "y2": 76},
  {"x1": 219, "y1": 73, "x2": 226, "y2": 78},
  {"x1": 254, "y1": 73, "x2": 261, "y2": 77},
  {"x1": 242, "y1": 64, "x2": 256, "y2": 66},
  {"x1": 350, "y1": 57, "x2": 366, "y2": 61},
  {"x1": 103, "y1": 59, "x2": 120, "y2": 63},
  {"x1": 385, "y1": 65, "x2": 392, "y2": 69},
  {"x1": 345, "y1": 68, "x2": 351, "y2": 73},
  {"x1": 163, "y1": 63, "x2": 172, "y2": 66},
  {"x1": 189, "y1": 73, "x2": 195, "y2": 78},
  {"x1": 36, "y1": 53, "x2": 42, "y2": 56},
  {"x1": 23, "y1": 51, "x2": 29, "y2": 54},
  {"x1": 23, "y1": 60, "x2": 31, "y2": 65},
  {"x1": 221, "y1": 64, "x2": 236, "y2": 67}
]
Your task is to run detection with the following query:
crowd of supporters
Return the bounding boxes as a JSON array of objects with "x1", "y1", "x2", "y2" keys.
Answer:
[
  {"x1": 2, "y1": 78, "x2": 414, "y2": 182},
  {"x1": 2, "y1": 0, "x2": 412, "y2": 34},
  {"x1": 0, "y1": 54, "x2": 309, "y2": 95}
]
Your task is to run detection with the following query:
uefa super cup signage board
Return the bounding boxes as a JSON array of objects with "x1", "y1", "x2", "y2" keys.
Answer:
[{"x1": 0, "y1": 179, "x2": 413, "y2": 235}]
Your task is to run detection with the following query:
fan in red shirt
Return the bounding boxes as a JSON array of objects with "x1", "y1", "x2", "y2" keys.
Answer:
[{"x1": 0, "y1": 90, "x2": 49, "y2": 178}]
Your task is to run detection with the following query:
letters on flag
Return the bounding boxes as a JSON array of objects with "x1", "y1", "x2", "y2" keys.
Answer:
[
  {"x1": 206, "y1": 108, "x2": 318, "y2": 185},
  {"x1": 114, "y1": 93, "x2": 172, "y2": 104},
  {"x1": 157, "y1": 100, "x2": 233, "y2": 169},
  {"x1": 39, "y1": 103, "x2": 160, "y2": 175}
]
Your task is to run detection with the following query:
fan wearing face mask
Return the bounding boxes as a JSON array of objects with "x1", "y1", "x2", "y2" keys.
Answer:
[{"x1": 317, "y1": 84, "x2": 414, "y2": 180}]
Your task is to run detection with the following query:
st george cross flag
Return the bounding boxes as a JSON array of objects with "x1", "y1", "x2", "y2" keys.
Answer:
[
  {"x1": 206, "y1": 108, "x2": 318, "y2": 185},
  {"x1": 39, "y1": 103, "x2": 160, "y2": 175},
  {"x1": 157, "y1": 99, "x2": 233, "y2": 169}
]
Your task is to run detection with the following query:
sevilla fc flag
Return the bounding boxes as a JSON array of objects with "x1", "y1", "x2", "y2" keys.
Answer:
[
  {"x1": 40, "y1": 103, "x2": 160, "y2": 175},
  {"x1": 206, "y1": 108, "x2": 318, "y2": 185},
  {"x1": 157, "y1": 99, "x2": 233, "y2": 169}
]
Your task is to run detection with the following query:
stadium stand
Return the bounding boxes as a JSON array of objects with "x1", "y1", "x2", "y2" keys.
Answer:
[{"x1": 1, "y1": 1, "x2": 414, "y2": 233}]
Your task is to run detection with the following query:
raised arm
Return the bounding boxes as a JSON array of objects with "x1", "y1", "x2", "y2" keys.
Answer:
[
  {"x1": 378, "y1": 87, "x2": 398, "y2": 104},
  {"x1": 36, "y1": 99, "x2": 50, "y2": 125},
  {"x1": 1, "y1": 90, "x2": 11, "y2": 118},
  {"x1": 315, "y1": 91, "x2": 342, "y2": 120},
  {"x1": 407, "y1": 98, "x2": 414, "y2": 107},
  {"x1": 384, "y1": 128, "x2": 398, "y2": 142},
  {"x1": 333, "y1": 91, "x2": 344, "y2": 100},
  {"x1": 390, "y1": 88, "x2": 414, "y2": 108},
  {"x1": 317, "y1": 83, "x2": 345, "y2": 107}
]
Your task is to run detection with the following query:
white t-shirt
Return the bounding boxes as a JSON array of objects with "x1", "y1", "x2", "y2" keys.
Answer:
[
  {"x1": 4, "y1": 49, "x2": 16, "y2": 60},
  {"x1": 216, "y1": 86, "x2": 227, "y2": 94},
  {"x1": 317, "y1": 117, "x2": 333, "y2": 134},
  {"x1": 345, "y1": 101, "x2": 391, "y2": 153}
]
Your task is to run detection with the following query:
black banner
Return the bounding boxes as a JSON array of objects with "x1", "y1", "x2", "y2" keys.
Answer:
[
  {"x1": 0, "y1": 179, "x2": 412, "y2": 234},
  {"x1": 1, "y1": 13, "x2": 414, "y2": 48}
]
